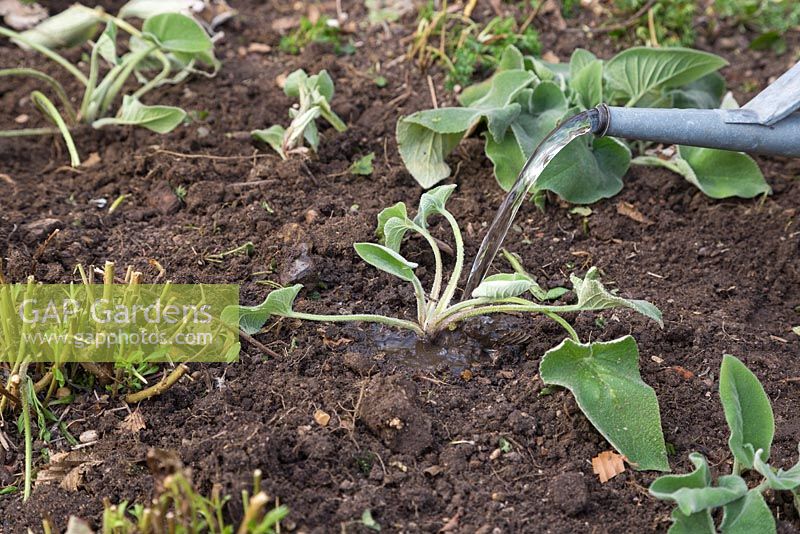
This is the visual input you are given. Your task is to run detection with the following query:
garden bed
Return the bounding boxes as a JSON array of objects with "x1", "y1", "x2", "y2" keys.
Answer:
[{"x1": 2, "y1": 0, "x2": 800, "y2": 531}]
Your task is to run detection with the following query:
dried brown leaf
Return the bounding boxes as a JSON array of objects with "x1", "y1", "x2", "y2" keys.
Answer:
[
  {"x1": 81, "y1": 152, "x2": 102, "y2": 168},
  {"x1": 592, "y1": 450, "x2": 626, "y2": 483},
  {"x1": 120, "y1": 410, "x2": 146, "y2": 433},
  {"x1": 36, "y1": 451, "x2": 100, "y2": 490},
  {"x1": 616, "y1": 201, "x2": 653, "y2": 225}
]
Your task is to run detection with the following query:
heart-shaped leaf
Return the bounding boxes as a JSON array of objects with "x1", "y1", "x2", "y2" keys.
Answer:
[
  {"x1": 354, "y1": 243, "x2": 418, "y2": 282},
  {"x1": 92, "y1": 95, "x2": 186, "y2": 133},
  {"x1": 376, "y1": 202, "x2": 408, "y2": 240},
  {"x1": 540, "y1": 336, "x2": 669, "y2": 471},
  {"x1": 229, "y1": 284, "x2": 303, "y2": 335},
  {"x1": 143, "y1": 12, "x2": 212, "y2": 54},
  {"x1": 252, "y1": 125, "x2": 287, "y2": 159},
  {"x1": 605, "y1": 47, "x2": 728, "y2": 106},
  {"x1": 719, "y1": 355, "x2": 774, "y2": 469},
  {"x1": 720, "y1": 488, "x2": 776, "y2": 534},
  {"x1": 571, "y1": 60, "x2": 603, "y2": 109}
]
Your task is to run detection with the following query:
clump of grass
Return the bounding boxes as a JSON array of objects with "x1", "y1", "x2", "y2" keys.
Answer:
[
  {"x1": 408, "y1": 2, "x2": 541, "y2": 90},
  {"x1": 279, "y1": 15, "x2": 354, "y2": 55}
]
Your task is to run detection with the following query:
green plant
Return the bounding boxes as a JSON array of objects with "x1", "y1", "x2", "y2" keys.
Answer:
[
  {"x1": 650, "y1": 355, "x2": 800, "y2": 533},
  {"x1": 0, "y1": 4, "x2": 218, "y2": 166},
  {"x1": 232, "y1": 185, "x2": 669, "y2": 469},
  {"x1": 95, "y1": 469, "x2": 288, "y2": 534},
  {"x1": 713, "y1": 0, "x2": 800, "y2": 53},
  {"x1": 408, "y1": 2, "x2": 540, "y2": 90},
  {"x1": 613, "y1": 0, "x2": 697, "y2": 46},
  {"x1": 251, "y1": 69, "x2": 347, "y2": 159},
  {"x1": 396, "y1": 45, "x2": 769, "y2": 203},
  {"x1": 279, "y1": 15, "x2": 352, "y2": 55}
]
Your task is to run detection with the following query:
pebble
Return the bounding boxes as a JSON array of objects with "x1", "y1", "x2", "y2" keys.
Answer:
[{"x1": 21, "y1": 218, "x2": 62, "y2": 241}]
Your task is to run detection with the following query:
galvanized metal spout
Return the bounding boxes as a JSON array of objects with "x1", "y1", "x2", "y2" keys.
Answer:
[{"x1": 590, "y1": 60, "x2": 800, "y2": 158}]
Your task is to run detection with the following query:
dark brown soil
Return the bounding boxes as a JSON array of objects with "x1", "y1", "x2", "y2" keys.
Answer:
[{"x1": 2, "y1": 1, "x2": 800, "y2": 533}]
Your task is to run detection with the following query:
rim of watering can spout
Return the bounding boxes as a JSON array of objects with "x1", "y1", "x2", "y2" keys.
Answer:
[{"x1": 589, "y1": 103, "x2": 610, "y2": 137}]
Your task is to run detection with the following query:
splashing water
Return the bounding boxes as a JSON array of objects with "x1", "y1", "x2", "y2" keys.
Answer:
[{"x1": 462, "y1": 111, "x2": 597, "y2": 298}]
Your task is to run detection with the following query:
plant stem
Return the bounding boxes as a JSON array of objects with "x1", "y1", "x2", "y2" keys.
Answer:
[
  {"x1": 542, "y1": 311, "x2": 579, "y2": 342},
  {"x1": 411, "y1": 276, "x2": 428, "y2": 326},
  {"x1": 124, "y1": 364, "x2": 189, "y2": 404},
  {"x1": 132, "y1": 51, "x2": 172, "y2": 100},
  {"x1": 31, "y1": 91, "x2": 80, "y2": 166},
  {"x1": 0, "y1": 127, "x2": 62, "y2": 137},
  {"x1": 434, "y1": 303, "x2": 573, "y2": 332},
  {"x1": 289, "y1": 312, "x2": 424, "y2": 336},
  {"x1": 100, "y1": 43, "x2": 158, "y2": 115},
  {"x1": 0, "y1": 27, "x2": 88, "y2": 85},
  {"x1": 0, "y1": 69, "x2": 76, "y2": 122},
  {"x1": 732, "y1": 459, "x2": 742, "y2": 476},
  {"x1": 412, "y1": 223, "x2": 444, "y2": 316},
  {"x1": 433, "y1": 211, "x2": 464, "y2": 316},
  {"x1": 20, "y1": 365, "x2": 32, "y2": 501}
]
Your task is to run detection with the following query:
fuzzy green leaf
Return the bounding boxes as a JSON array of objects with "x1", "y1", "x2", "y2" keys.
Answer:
[
  {"x1": 471, "y1": 273, "x2": 536, "y2": 299},
  {"x1": 414, "y1": 184, "x2": 456, "y2": 228},
  {"x1": 349, "y1": 153, "x2": 375, "y2": 176},
  {"x1": 398, "y1": 70, "x2": 536, "y2": 189},
  {"x1": 354, "y1": 243, "x2": 418, "y2": 282},
  {"x1": 93, "y1": 95, "x2": 185, "y2": 133},
  {"x1": 754, "y1": 447, "x2": 800, "y2": 491},
  {"x1": 678, "y1": 146, "x2": 770, "y2": 199},
  {"x1": 142, "y1": 13, "x2": 212, "y2": 54},
  {"x1": 95, "y1": 21, "x2": 118, "y2": 65},
  {"x1": 667, "y1": 509, "x2": 716, "y2": 534},
  {"x1": 540, "y1": 336, "x2": 669, "y2": 471},
  {"x1": 381, "y1": 217, "x2": 413, "y2": 253},
  {"x1": 569, "y1": 48, "x2": 598, "y2": 80},
  {"x1": 396, "y1": 120, "x2": 463, "y2": 189},
  {"x1": 232, "y1": 284, "x2": 303, "y2": 335},
  {"x1": 571, "y1": 60, "x2": 603, "y2": 109},
  {"x1": 605, "y1": 47, "x2": 728, "y2": 106},
  {"x1": 17, "y1": 5, "x2": 101, "y2": 49},
  {"x1": 252, "y1": 125, "x2": 287, "y2": 159},
  {"x1": 720, "y1": 489, "x2": 776, "y2": 534},
  {"x1": 458, "y1": 46, "x2": 526, "y2": 106},
  {"x1": 650, "y1": 453, "x2": 747, "y2": 514},
  {"x1": 376, "y1": 202, "x2": 408, "y2": 241},
  {"x1": 570, "y1": 267, "x2": 663, "y2": 326},
  {"x1": 719, "y1": 355, "x2": 775, "y2": 469},
  {"x1": 119, "y1": 0, "x2": 196, "y2": 19}
]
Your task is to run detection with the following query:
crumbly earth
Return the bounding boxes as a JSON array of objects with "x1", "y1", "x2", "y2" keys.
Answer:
[{"x1": 2, "y1": 1, "x2": 800, "y2": 532}]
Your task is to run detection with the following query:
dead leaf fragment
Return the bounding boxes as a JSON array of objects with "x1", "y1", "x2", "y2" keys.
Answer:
[
  {"x1": 460, "y1": 369, "x2": 473, "y2": 382},
  {"x1": 36, "y1": 451, "x2": 100, "y2": 491},
  {"x1": 0, "y1": 0, "x2": 47, "y2": 30},
  {"x1": 542, "y1": 51, "x2": 560, "y2": 63},
  {"x1": 671, "y1": 366, "x2": 694, "y2": 380},
  {"x1": 14, "y1": 114, "x2": 28, "y2": 124},
  {"x1": 79, "y1": 430, "x2": 98, "y2": 444},
  {"x1": 616, "y1": 201, "x2": 653, "y2": 225},
  {"x1": 81, "y1": 152, "x2": 102, "y2": 168},
  {"x1": 120, "y1": 410, "x2": 146, "y2": 433},
  {"x1": 592, "y1": 450, "x2": 626, "y2": 483},
  {"x1": 247, "y1": 42, "x2": 272, "y2": 54},
  {"x1": 314, "y1": 409, "x2": 331, "y2": 427}
]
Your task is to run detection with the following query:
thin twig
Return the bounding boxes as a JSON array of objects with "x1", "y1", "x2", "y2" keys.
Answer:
[
  {"x1": 149, "y1": 148, "x2": 273, "y2": 161},
  {"x1": 427, "y1": 75, "x2": 439, "y2": 109},
  {"x1": 239, "y1": 330, "x2": 282, "y2": 359}
]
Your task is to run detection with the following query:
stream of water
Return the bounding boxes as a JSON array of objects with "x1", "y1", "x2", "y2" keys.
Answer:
[{"x1": 462, "y1": 111, "x2": 596, "y2": 298}]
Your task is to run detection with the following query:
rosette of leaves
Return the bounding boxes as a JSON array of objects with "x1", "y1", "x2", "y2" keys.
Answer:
[
  {"x1": 230, "y1": 185, "x2": 671, "y2": 471},
  {"x1": 252, "y1": 69, "x2": 347, "y2": 159},
  {"x1": 396, "y1": 45, "x2": 769, "y2": 203},
  {"x1": 0, "y1": 5, "x2": 219, "y2": 166},
  {"x1": 650, "y1": 355, "x2": 800, "y2": 534}
]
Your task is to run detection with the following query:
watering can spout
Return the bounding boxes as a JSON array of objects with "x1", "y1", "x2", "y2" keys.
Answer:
[{"x1": 590, "y1": 60, "x2": 800, "y2": 158}]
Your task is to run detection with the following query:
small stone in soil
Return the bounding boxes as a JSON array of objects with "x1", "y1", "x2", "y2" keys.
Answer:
[
  {"x1": 21, "y1": 218, "x2": 62, "y2": 241},
  {"x1": 147, "y1": 181, "x2": 181, "y2": 215}
]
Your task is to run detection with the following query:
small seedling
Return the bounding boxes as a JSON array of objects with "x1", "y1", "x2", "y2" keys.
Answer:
[
  {"x1": 0, "y1": 4, "x2": 219, "y2": 166},
  {"x1": 252, "y1": 69, "x2": 347, "y2": 159},
  {"x1": 279, "y1": 15, "x2": 352, "y2": 55},
  {"x1": 233, "y1": 185, "x2": 670, "y2": 470},
  {"x1": 349, "y1": 152, "x2": 375, "y2": 176},
  {"x1": 650, "y1": 355, "x2": 800, "y2": 533},
  {"x1": 397, "y1": 45, "x2": 768, "y2": 203}
]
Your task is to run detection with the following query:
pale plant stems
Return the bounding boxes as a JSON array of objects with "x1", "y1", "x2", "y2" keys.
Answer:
[
  {"x1": 410, "y1": 223, "x2": 443, "y2": 309},
  {"x1": 0, "y1": 127, "x2": 61, "y2": 137},
  {"x1": 434, "y1": 302, "x2": 582, "y2": 332},
  {"x1": 542, "y1": 311, "x2": 579, "y2": 342},
  {"x1": 100, "y1": 43, "x2": 159, "y2": 114},
  {"x1": 432, "y1": 210, "x2": 464, "y2": 317},
  {"x1": 79, "y1": 37, "x2": 103, "y2": 121},
  {"x1": 0, "y1": 69, "x2": 76, "y2": 122},
  {"x1": 410, "y1": 276, "x2": 428, "y2": 326},
  {"x1": 131, "y1": 51, "x2": 172, "y2": 100},
  {"x1": 19, "y1": 363, "x2": 31, "y2": 502},
  {"x1": 288, "y1": 312, "x2": 424, "y2": 336},
  {"x1": 31, "y1": 91, "x2": 80, "y2": 166},
  {"x1": 0, "y1": 27, "x2": 88, "y2": 85}
]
